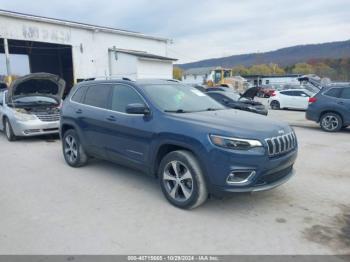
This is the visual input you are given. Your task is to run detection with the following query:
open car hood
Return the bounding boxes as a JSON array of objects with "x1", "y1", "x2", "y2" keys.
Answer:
[
  {"x1": 240, "y1": 86, "x2": 259, "y2": 99},
  {"x1": 8, "y1": 73, "x2": 65, "y2": 102}
]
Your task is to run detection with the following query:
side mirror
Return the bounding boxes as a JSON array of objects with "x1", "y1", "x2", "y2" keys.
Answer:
[{"x1": 126, "y1": 103, "x2": 150, "y2": 115}]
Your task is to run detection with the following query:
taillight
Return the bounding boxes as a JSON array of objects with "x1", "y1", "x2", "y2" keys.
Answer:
[
  {"x1": 271, "y1": 92, "x2": 276, "y2": 97},
  {"x1": 309, "y1": 97, "x2": 317, "y2": 103}
]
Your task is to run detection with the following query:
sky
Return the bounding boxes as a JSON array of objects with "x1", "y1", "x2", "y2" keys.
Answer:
[{"x1": 0, "y1": 0, "x2": 350, "y2": 64}]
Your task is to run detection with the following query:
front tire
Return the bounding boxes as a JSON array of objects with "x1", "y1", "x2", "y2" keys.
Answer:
[
  {"x1": 62, "y1": 129, "x2": 88, "y2": 167},
  {"x1": 270, "y1": 100, "x2": 280, "y2": 110},
  {"x1": 4, "y1": 118, "x2": 16, "y2": 142},
  {"x1": 159, "y1": 150, "x2": 208, "y2": 209},
  {"x1": 320, "y1": 113, "x2": 342, "y2": 132}
]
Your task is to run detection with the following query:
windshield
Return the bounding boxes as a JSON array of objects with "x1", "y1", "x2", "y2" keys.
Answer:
[
  {"x1": 222, "y1": 92, "x2": 241, "y2": 101},
  {"x1": 12, "y1": 96, "x2": 58, "y2": 105},
  {"x1": 142, "y1": 84, "x2": 225, "y2": 112}
]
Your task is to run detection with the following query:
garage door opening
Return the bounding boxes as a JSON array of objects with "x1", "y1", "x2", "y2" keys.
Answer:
[{"x1": 0, "y1": 38, "x2": 74, "y2": 96}]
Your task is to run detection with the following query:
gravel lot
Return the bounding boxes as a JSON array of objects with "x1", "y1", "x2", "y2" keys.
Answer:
[{"x1": 0, "y1": 107, "x2": 349, "y2": 255}]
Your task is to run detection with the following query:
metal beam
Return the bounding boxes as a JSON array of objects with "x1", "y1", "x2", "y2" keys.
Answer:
[{"x1": 3, "y1": 38, "x2": 11, "y2": 76}]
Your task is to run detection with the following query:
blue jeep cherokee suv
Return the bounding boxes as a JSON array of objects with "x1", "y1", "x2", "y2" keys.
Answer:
[{"x1": 60, "y1": 79, "x2": 298, "y2": 209}]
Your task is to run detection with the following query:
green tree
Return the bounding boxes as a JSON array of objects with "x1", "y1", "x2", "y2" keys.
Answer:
[
  {"x1": 292, "y1": 63, "x2": 314, "y2": 75},
  {"x1": 269, "y1": 63, "x2": 285, "y2": 75},
  {"x1": 249, "y1": 64, "x2": 273, "y2": 75},
  {"x1": 173, "y1": 67, "x2": 183, "y2": 80},
  {"x1": 231, "y1": 65, "x2": 250, "y2": 75},
  {"x1": 313, "y1": 62, "x2": 337, "y2": 79}
]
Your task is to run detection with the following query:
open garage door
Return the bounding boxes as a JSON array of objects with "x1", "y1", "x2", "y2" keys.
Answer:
[{"x1": 0, "y1": 38, "x2": 74, "y2": 96}]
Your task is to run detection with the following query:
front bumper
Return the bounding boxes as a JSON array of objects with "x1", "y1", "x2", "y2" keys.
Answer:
[
  {"x1": 210, "y1": 167, "x2": 294, "y2": 196},
  {"x1": 11, "y1": 119, "x2": 60, "y2": 137},
  {"x1": 204, "y1": 146, "x2": 297, "y2": 197}
]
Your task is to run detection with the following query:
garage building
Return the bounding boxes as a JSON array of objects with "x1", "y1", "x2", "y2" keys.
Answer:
[{"x1": 0, "y1": 9, "x2": 176, "y2": 93}]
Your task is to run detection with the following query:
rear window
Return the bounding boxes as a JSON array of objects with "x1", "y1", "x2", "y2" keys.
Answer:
[
  {"x1": 324, "y1": 88, "x2": 341, "y2": 98},
  {"x1": 71, "y1": 85, "x2": 88, "y2": 103},
  {"x1": 83, "y1": 84, "x2": 111, "y2": 109},
  {"x1": 280, "y1": 91, "x2": 294, "y2": 96},
  {"x1": 340, "y1": 88, "x2": 350, "y2": 99}
]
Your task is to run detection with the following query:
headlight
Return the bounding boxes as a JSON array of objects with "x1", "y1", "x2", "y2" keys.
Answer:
[
  {"x1": 14, "y1": 109, "x2": 37, "y2": 121},
  {"x1": 210, "y1": 134, "x2": 262, "y2": 150}
]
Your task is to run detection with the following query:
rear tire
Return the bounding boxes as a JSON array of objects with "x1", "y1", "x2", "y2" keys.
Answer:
[
  {"x1": 4, "y1": 118, "x2": 16, "y2": 142},
  {"x1": 62, "y1": 129, "x2": 88, "y2": 167},
  {"x1": 159, "y1": 150, "x2": 208, "y2": 209},
  {"x1": 270, "y1": 100, "x2": 280, "y2": 110},
  {"x1": 320, "y1": 113, "x2": 342, "y2": 132}
]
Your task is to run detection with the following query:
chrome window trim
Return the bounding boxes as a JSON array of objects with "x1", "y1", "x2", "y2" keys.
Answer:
[{"x1": 69, "y1": 82, "x2": 151, "y2": 117}]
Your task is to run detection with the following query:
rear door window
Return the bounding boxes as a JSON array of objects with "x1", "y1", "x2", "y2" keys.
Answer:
[
  {"x1": 110, "y1": 84, "x2": 144, "y2": 113},
  {"x1": 340, "y1": 88, "x2": 350, "y2": 99},
  {"x1": 83, "y1": 84, "x2": 111, "y2": 109}
]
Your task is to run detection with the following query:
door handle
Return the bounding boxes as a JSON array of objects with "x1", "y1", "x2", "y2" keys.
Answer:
[
  {"x1": 75, "y1": 109, "x2": 83, "y2": 114},
  {"x1": 338, "y1": 101, "x2": 345, "y2": 105},
  {"x1": 106, "y1": 115, "x2": 117, "y2": 122}
]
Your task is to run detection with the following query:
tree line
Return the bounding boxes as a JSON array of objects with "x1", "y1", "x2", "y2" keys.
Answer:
[{"x1": 174, "y1": 58, "x2": 350, "y2": 81}]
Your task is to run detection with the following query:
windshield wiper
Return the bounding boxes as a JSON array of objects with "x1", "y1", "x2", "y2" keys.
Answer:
[
  {"x1": 164, "y1": 109, "x2": 190, "y2": 113},
  {"x1": 205, "y1": 108, "x2": 222, "y2": 111}
]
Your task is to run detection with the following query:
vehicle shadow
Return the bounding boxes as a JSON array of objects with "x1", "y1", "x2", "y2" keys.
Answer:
[{"x1": 72, "y1": 156, "x2": 296, "y2": 214}]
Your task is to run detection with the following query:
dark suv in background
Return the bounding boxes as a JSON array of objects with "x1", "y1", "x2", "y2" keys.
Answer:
[
  {"x1": 306, "y1": 85, "x2": 350, "y2": 132},
  {"x1": 60, "y1": 79, "x2": 298, "y2": 209}
]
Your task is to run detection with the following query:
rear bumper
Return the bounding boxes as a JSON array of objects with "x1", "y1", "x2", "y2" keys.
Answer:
[{"x1": 11, "y1": 119, "x2": 60, "y2": 137}]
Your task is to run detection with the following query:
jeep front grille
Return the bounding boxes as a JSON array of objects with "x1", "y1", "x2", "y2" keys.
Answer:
[{"x1": 265, "y1": 132, "x2": 296, "y2": 156}]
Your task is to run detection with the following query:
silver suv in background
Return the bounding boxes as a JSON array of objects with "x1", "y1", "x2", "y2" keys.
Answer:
[{"x1": 0, "y1": 73, "x2": 65, "y2": 141}]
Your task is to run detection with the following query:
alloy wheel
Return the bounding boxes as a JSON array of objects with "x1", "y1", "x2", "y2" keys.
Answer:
[
  {"x1": 163, "y1": 160, "x2": 193, "y2": 202},
  {"x1": 64, "y1": 135, "x2": 78, "y2": 163},
  {"x1": 321, "y1": 116, "x2": 339, "y2": 131}
]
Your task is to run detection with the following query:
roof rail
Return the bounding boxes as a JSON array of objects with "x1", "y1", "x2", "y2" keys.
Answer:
[{"x1": 79, "y1": 76, "x2": 135, "y2": 82}]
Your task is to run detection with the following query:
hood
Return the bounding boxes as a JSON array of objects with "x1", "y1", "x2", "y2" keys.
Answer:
[
  {"x1": 168, "y1": 109, "x2": 292, "y2": 139},
  {"x1": 240, "y1": 86, "x2": 259, "y2": 99},
  {"x1": 8, "y1": 73, "x2": 65, "y2": 102}
]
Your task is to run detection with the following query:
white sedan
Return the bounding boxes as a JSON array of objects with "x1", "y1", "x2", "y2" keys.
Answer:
[{"x1": 268, "y1": 89, "x2": 314, "y2": 110}]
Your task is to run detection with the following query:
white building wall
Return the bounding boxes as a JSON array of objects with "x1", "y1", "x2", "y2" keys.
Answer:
[
  {"x1": 0, "y1": 14, "x2": 171, "y2": 80},
  {"x1": 262, "y1": 77, "x2": 300, "y2": 85},
  {"x1": 137, "y1": 59, "x2": 173, "y2": 79},
  {"x1": 109, "y1": 52, "x2": 138, "y2": 79}
]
